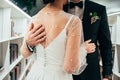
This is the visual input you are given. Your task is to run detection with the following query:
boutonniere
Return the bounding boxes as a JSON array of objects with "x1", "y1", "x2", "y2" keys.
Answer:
[{"x1": 89, "y1": 12, "x2": 100, "y2": 24}]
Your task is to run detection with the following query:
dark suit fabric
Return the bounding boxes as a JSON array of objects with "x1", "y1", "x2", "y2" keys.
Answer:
[{"x1": 64, "y1": 0, "x2": 113, "y2": 80}]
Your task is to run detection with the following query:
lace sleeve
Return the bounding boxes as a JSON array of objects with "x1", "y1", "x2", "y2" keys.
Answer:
[
  {"x1": 63, "y1": 16, "x2": 81, "y2": 73},
  {"x1": 63, "y1": 16, "x2": 87, "y2": 74}
]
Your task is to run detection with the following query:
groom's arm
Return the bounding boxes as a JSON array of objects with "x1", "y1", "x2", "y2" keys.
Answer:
[
  {"x1": 84, "y1": 39, "x2": 96, "y2": 54},
  {"x1": 21, "y1": 23, "x2": 46, "y2": 58},
  {"x1": 98, "y1": 6, "x2": 113, "y2": 79}
]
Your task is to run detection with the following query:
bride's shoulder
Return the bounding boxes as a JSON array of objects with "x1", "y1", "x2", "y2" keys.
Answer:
[
  {"x1": 31, "y1": 10, "x2": 43, "y2": 22},
  {"x1": 31, "y1": 8, "x2": 44, "y2": 19},
  {"x1": 64, "y1": 12, "x2": 81, "y2": 21},
  {"x1": 65, "y1": 14, "x2": 82, "y2": 23}
]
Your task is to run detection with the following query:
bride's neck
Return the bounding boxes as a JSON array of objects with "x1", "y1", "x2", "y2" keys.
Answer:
[{"x1": 46, "y1": 0, "x2": 64, "y2": 11}]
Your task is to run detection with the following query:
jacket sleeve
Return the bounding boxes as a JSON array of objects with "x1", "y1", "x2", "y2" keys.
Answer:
[{"x1": 98, "y1": 6, "x2": 113, "y2": 77}]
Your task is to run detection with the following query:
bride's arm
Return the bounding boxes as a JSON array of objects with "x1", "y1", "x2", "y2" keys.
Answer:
[{"x1": 63, "y1": 16, "x2": 82, "y2": 74}]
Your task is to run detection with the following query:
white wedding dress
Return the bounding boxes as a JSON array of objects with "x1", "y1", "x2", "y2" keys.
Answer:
[{"x1": 26, "y1": 14, "x2": 87, "y2": 80}]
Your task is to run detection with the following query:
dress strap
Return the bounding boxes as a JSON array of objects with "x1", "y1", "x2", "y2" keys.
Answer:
[{"x1": 64, "y1": 15, "x2": 74, "y2": 29}]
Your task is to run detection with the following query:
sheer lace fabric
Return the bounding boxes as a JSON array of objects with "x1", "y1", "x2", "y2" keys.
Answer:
[
  {"x1": 32, "y1": 12, "x2": 82, "y2": 71},
  {"x1": 25, "y1": 10, "x2": 87, "y2": 80}
]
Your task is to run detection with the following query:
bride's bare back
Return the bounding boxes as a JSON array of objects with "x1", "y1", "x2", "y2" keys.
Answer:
[{"x1": 32, "y1": 8, "x2": 74, "y2": 48}]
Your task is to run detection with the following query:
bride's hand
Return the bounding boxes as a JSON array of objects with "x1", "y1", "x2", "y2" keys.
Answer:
[{"x1": 84, "y1": 39, "x2": 96, "y2": 53}]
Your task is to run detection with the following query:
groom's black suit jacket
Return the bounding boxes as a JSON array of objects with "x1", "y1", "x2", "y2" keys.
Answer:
[{"x1": 64, "y1": 0, "x2": 113, "y2": 80}]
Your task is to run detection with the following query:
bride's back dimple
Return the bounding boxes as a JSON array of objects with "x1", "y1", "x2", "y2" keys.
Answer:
[{"x1": 32, "y1": 11, "x2": 73, "y2": 65}]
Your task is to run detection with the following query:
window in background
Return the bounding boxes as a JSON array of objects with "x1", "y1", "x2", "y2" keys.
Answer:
[{"x1": 10, "y1": 0, "x2": 44, "y2": 16}]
